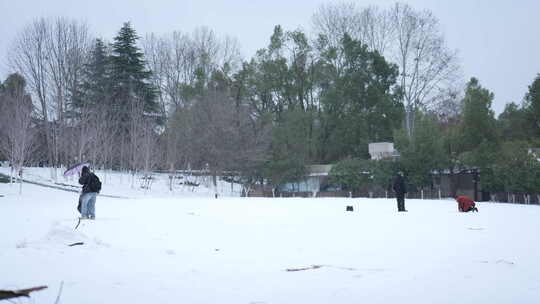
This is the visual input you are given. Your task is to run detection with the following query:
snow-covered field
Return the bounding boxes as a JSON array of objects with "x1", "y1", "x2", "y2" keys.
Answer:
[{"x1": 1, "y1": 168, "x2": 540, "y2": 303}]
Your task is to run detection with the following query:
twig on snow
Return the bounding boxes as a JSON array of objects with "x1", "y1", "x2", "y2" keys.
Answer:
[
  {"x1": 286, "y1": 265, "x2": 322, "y2": 272},
  {"x1": 0, "y1": 285, "x2": 47, "y2": 300}
]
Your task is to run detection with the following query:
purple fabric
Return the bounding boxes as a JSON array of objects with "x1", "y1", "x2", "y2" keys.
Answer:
[{"x1": 63, "y1": 162, "x2": 90, "y2": 177}]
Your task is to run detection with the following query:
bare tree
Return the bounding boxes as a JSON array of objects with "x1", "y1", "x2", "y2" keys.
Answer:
[
  {"x1": 165, "y1": 104, "x2": 194, "y2": 190},
  {"x1": 8, "y1": 18, "x2": 52, "y2": 172},
  {"x1": 143, "y1": 28, "x2": 242, "y2": 110},
  {"x1": 359, "y1": 6, "x2": 395, "y2": 54},
  {"x1": 230, "y1": 105, "x2": 272, "y2": 195},
  {"x1": 188, "y1": 87, "x2": 238, "y2": 197},
  {"x1": 142, "y1": 27, "x2": 243, "y2": 186},
  {"x1": 312, "y1": 2, "x2": 364, "y2": 49},
  {"x1": 312, "y1": 3, "x2": 394, "y2": 54},
  {"x1": 8, "y1": 17, "x2": 91, "y2": 179},
  {"x1": 312, "y1": 2, "x2": 460, "y2": 136},
  {"x1": 74, "y1": 102, "x2": 100, "y2": 165},
  {"x1": 142, "y1": 33, "x2": 169, "y2": 118},
  {"x1": 0, "y1": 74, "x2": 35, "y2": 193},
  {"x1": 160, "y1": 31, "x2": 198, "y2": 108},
  {"x1": 45, "y1": 17, "x2": 91, "y2": 170},
  {"x1": 390, "y1": 3, "x2": 460, "y2": 136},
  {"x1": 311, "y1": 2, "x2": 364, "y2": 78},
  {"x1": 139, "y1": 116, "x2": 158, "y2": 180},
  {"x1": 427, "y1": 84, "x2": 464, "y2": 123},
  {"x1": 91, "y1": 102, "x2": 121, "y2": 184}
]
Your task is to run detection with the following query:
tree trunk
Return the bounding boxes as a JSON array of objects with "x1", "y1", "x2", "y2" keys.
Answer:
[
  {"x1": 449, "y1": 169, "x2": 458, "y2": 197},
  {"x1": 131, "y1": 170, "x2": 136, "y2": 189},
  {"x1": 18, "y1": 175, "x2": 23, "y2": 194},
  {"x1": 212, "y1": 173, "x2": 218, "y2": 198}
]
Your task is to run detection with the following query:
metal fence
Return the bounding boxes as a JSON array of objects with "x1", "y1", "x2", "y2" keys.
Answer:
[{"x1": 247, "y1": 189, "x2": 540, "y2": 205}]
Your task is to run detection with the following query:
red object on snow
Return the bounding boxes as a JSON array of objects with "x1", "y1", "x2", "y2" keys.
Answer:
[{"x1": 456, "y1": 196, "x2": 476, "y2": 212}]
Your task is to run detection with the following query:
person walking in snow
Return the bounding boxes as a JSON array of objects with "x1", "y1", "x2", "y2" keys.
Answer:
[
  {"x1": 455, "y1": 195, "x2": 479, "y2": 212},
  {"x1": 393, "y1": 171, "x2": 407, "y2": 212},
  {"x1": 78, "y1": 166, "x2": 101, "y2": 219}
]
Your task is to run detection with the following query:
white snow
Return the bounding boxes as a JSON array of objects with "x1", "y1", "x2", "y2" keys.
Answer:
[
  {"x1": 1, "y1": 167, "x2": 540, "y2": 303},
  {"x1": 0, "y1": 166, "x2": 242, "y2": 198}
]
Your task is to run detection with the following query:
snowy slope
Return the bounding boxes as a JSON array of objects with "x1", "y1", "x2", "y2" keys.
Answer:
[
  {"x1": 1, "y1": 171, "x2": 540, "y2": 303},
  {"x1": 0, "y1": 167, "x2": 243, "y2": 198}
]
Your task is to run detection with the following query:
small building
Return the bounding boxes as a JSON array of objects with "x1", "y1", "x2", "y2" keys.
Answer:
[
  {"x1": 278, "y1": 165, "x2": 333, "y2": 194},
  {"x1": 368, "y1": 142, "x2": 399, "y2": 160},
  {"x1": 528, "y1": 148, "x2": 540, "y2": 160}
]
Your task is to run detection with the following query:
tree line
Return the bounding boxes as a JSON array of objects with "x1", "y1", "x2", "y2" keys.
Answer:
[
  {"x1": 329, "y1": 76, "x2": 540, "y2": 199},
  {"x1": 1, "y1": 2, "x2": 539, "y2": 196}
]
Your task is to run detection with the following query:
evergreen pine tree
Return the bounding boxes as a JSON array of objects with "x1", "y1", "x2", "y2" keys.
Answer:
[
  {"x1": 525, "y1": 74, "x2": 540, "y2": 139},
  {"x1": 458, "y1": 77, "x2": 498, "y2": 153},
  {"x1": 497, "y1": 103, "x2": 530, "y2": 141},
  {"x1": 110, "y1": 22, "x2": 159, "y2": 125},
  {"x1": 457, "y1": 78, "x2": 500, "y2": 192},
  {"x1": 396, "y1": 112, "x2": 445, "y2": 190},
  {"x1": 317, "y1": 34, "x2": 402, "y2": 162},
  {"x1": 74, "y1": 38, "x2": 111, "y2": 112}
]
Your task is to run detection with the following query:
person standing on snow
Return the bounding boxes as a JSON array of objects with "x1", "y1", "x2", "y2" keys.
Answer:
[
  {"x1": 455, "y1": 195, "x2": 479, "y2": 212},
  {"x1": 393, "y1": 171, "x2": 407, "y2": 212},
  {"x1": 78, "y1": 166, "x2": 101, "y2": 219}
]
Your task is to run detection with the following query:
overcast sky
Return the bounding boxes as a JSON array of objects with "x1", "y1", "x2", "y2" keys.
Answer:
[{"x1": 1, "y1": 0, "x2": 539, "y2": 115}]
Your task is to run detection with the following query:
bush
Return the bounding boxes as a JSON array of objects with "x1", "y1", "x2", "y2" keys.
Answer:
[{"x1": 329, "y1": 158, "x2": 372, "y2": 191}]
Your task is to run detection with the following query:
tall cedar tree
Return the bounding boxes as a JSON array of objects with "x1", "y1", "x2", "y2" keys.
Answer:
[
  {"x1": 459, "y1": 77, "x2": 498, "y2": 154},
  {"x1": 74, "y1": 39, "x2": 110, "y2": 112},
  {"x1": 525, "y1": 74, "x2": 540, "y2": 139},
  {"x1": 110, "y1": 22, "x2": 159, "y2": 126},
  {"x1": 497, "y1": 103, "x2": 530, "y2": 142},
  {"x1": 457, "y1": 78, "x2": 499, "y2": 193}
]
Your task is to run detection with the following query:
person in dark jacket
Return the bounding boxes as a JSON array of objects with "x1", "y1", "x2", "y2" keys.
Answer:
[
  {"x1": 455, "y1": 195, "x2": 479, "y2": 212},
  {"x1": 393, "y1": 171, "x2": 407, "y2": 212},
  {"x1": 78, "y1": 166, "x2": 100, "y2": 219}
]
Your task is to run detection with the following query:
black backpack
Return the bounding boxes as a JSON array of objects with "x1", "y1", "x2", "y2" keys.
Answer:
[{"x1": 89, "y1": 174, "x2": 102, "y2": 193}]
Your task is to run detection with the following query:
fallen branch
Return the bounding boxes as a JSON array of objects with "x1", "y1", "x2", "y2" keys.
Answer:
[
  {"x1": 68, "y1": 242, "x2": 84, "y2": 247},
  {"x1": 0, "y1": 285, "x2": 47, "y2": 300},
  {"x1": 285, "y1": 264, "x2": 357, "y2": 272},
  {"x1": 286, "y1": 265, "x2": 322, "y2": 272}
]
